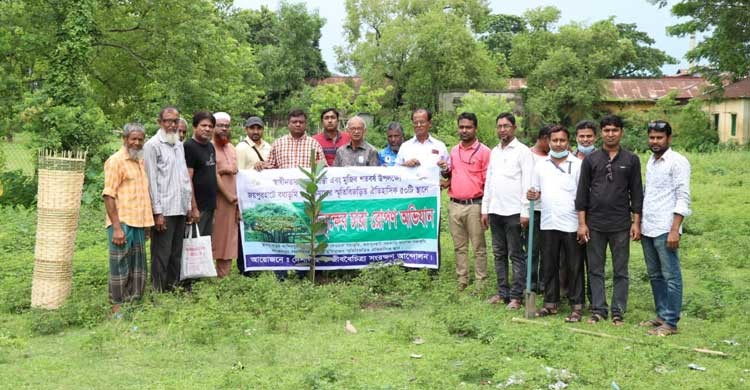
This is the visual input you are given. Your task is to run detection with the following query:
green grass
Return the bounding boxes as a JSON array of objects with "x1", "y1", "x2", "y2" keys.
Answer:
[
  {"x1": 1, "y1": 132, "x2": 36, "y2": 176},
  {"x1": 0, "y1": 151, "x2": 749, "y2": 389}
]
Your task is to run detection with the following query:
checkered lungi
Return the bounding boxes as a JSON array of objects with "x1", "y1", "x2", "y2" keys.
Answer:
[{"x1": 107, "y1": 224, "x2": 147, "y2": 304}]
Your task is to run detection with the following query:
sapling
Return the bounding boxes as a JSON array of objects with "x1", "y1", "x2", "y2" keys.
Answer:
[{"x1": 296, "y1": 148, "x2": 330, "y2": 283}]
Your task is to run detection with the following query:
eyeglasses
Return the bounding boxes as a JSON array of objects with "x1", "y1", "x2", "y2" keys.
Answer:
[
  {"x1": 497, "y1": 124, "x2": 514, "y2": 130},
  {"x1": 413, "y1": 121, "x2": 429, "y2": 126},
  {"x1": 606, "y1": 161, "x2": 613, "y2": 182},
  {"x1": 215, "y1": 124, "x2": 231, "y2": 129},
  {"x1": 648, "y1": 121, "x2": 668, "y2": 130},
  {"x1": 160, "y1": 118, "x2": 179, "y2": 124}
]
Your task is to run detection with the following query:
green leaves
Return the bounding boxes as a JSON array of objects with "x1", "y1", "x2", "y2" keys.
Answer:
[{"x1": 297, "y1": 147, "x2": 330, "y2": 283}]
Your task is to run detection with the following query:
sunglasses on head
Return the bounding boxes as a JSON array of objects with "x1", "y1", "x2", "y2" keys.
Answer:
[{"x1": 648, "y1": 121, "x2": 668, "y2": 130}]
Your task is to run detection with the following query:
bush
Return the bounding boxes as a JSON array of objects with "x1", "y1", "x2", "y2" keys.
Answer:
[
  {"x1": 455, "y1": 90, "x2": 516, "y2": 148},
  {"x1": 0, "y1": 170, "x2": 36, "y2": 207}
]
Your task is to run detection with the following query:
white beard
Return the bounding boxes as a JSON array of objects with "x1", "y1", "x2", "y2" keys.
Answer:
[
  {"x1": 163, "y1": 131, "x2": 178, "y2": 145},
  {"x1": 128, "y1": 148, "x2": 144, "y2": 160}
]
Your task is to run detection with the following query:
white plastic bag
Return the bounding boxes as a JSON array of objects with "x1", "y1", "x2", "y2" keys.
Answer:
[{"x1": 180, "y1": 224, "x2": 217, "y2": 280}]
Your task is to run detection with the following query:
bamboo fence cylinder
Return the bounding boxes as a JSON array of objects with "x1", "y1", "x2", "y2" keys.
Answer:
[{"x1": 31, "y1": 150, "x2": 86, "y2": 309}]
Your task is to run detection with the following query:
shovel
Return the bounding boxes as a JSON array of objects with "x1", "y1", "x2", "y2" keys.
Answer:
[{"x1": 524, "y1": 197, "x2": 536, "y2": 319}]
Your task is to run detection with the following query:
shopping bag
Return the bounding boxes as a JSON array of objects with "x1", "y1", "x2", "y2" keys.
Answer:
[{"x1": 180, "y1": 224, "x2": 217, "y2": 280}]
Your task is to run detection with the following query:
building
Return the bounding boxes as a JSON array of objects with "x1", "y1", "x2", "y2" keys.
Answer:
[{"x1": 703, "y1": 78, "x2": 750, "y2": 145}]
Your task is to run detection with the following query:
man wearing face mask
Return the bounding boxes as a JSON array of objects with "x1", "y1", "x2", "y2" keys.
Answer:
[
  {"x1": 527, "y1": 125, "x2": 584, "y2": 322},
  {"x1": 143, "y1": 106, "x2": 193, "y2": 292},
  {"x1": 574, "y1": 120, "x2": 597, "y2": 159}
]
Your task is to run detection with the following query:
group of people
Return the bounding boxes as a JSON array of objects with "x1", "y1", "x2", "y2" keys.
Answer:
[{"x1": 103, "y1": 106, "x2": 691, "y2": 337}]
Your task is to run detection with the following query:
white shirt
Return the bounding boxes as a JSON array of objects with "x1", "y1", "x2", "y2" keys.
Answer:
[
  {"x1": 531, "y1": 152, "x2": 546, "y2": 212},
  {"x1": 481, "y1": 137, "x2": 534, "y2": 218},
  {"x1": 143, "y1": 130, "x2": 192, "y2": 216},
  {"x1": 394, "y1": 135, "x2": 450, "y2": 168},
  {"x1": 236, "y1": 137, "x2": 272, "y2": 170},
  {"x1": 642, "y1": 148, "x2": 691, "y2": 237},
  {"x1": 531, "y1": 154, "x2": 581, "y2": 232}
]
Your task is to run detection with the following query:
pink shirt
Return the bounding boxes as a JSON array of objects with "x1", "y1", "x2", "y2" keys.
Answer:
[{"x1": 447, "y1": 140, "x2": 491, "y2": 200}]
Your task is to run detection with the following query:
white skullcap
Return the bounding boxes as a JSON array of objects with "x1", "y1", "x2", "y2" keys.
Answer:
[{"x1": 214, "y1": 112, "x2": 231, "y2": 122}]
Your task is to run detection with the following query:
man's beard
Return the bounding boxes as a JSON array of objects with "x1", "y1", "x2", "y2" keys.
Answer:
[
  {"x1": 214, "y1": 134, "x2": 229, "y2": 147},
  {"x1": 128, "y1": 148, "x2": 144, "y2": 160},
  {"x1": 163, "y1": 131, "x2": 178, "y2": 145}
]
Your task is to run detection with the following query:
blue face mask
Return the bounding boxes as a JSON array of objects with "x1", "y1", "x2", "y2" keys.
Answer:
[
  {"x1": 549, "y1": 149, "x2": 569, "y2": 159},
  {"x1": 577, "y1": 144, "x2": 595, "y2": 155}
]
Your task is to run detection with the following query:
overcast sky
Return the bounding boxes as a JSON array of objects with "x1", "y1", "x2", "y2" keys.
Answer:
[{"x1": 235, "y1": 0, "x2": 694, "y2": 76}]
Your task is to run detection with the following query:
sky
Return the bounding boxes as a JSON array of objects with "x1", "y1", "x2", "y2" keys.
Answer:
[{"x1": 235, "y1": 0, "x2": 694, "y2": 76}]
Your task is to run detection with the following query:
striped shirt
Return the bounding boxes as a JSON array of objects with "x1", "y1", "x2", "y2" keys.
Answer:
[
  {"x1": 313, "y1": 131, "x2": 351, "y2": 166},
  {"x1": 143, "y1": 130, "x2": 192, "y2": 216},
  {"x1": 266, "y1": 134, "x2": 327, "y2": 168},
  {"x1": 102, "y1": 147, "x2": 154, "y2": 228}
]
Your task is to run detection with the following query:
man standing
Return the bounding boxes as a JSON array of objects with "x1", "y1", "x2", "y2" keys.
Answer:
[
  {"x1": 528, "y1": 125, "x2": 551, "y2": 293},
  {"x1": 576, "y1": 115, "x2": 643, "y2": 325},
  {"x1": 263, "y1": 109, "x2": 326, "y2": 169},
  {"x1": 527, "y1": 125, "x2": 584, "y2": 321},
  {"x1": 236, "y1": 116, "x2": 271, "y2": 171},
  {"x1": 640, "y1": 120, "x2": 691, "y2": 336},
  {"x1": 395, "y1": 108, "x2": 449, "y2": 169},
  {"x1": 443, "y1": 112, "x2": 491, "y2": 291},
  {"x1": 184, "y1": 111, "x2": 218, "y2": 236},
  {"x1": 143, "y1": 106, "x2": 192, "y2": 292},
  {"x1": 574, "y1": 120, "x2": 597, "y2": 159},
  {"x1": 211, "y1": 112, "x2": 239, "y2": 278},
  {"x1": 313, "y1": 108, "x2": 350, "y2": 166},
  {"x1": 379, "y1": 122, "x2": 404, "y2": 166},
  {"x1": 481, "y1": 112, "x2": 533, "y2": 309},
  {"x1": 333, "y1": 116, "x2": 380, "y2": 167},
  {"x1": 102, "y1": 123, "x2": 154, "y2": 317},
  {"x1": 177, "y1": 118, "x2": 188, "y2": 142}
]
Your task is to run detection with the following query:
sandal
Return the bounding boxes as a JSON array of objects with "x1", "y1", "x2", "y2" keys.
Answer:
[
  {"x1": 536, "y1": 307, "x2": 558, "y2": 317},
  {"x1": 648, "y1": 324, "x2": 678, "y2": 336},
  {"x1": 639, "y1": 318, "x2": 664, "y2": 328},
  {"x1": 565, "y1": 311, "x2": 583, "y2": 323},
  {"x1": 587, "y1": 313, "x2": 605, "y2": 324},
  {"x1": 506, "y1": 299, "x2": 522, "y2": 310},
  {"x1": 612, "y1": 314, "x2": 625, "y2": 326}
]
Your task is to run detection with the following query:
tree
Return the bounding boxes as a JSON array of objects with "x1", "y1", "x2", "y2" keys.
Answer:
[
  {"x1": 455, "y1": 90, "x2": 515, "y2": 148},
  {"x1": 230, "y1": 2, "x2": 329, "y2": 119},
  {"x1": 478, "y1": 14, "x2": 526, "y2": 76},
  {"x1": 611, "y1": 22, "x2": 678, "y2": 77},
  {"x1": 653, "y1": 0, "x2": 750, "y2": 82},
  {"x1": 338, "y1": 0, "x2": 504, "y2": 110}
]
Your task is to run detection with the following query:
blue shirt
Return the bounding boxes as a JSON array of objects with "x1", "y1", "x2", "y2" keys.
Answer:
[{"x1": 379, "y1": 147, "x2": 398, "y2": 166}]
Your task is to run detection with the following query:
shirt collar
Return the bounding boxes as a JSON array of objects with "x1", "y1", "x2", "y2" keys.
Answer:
[
  {"x1": 410, "y1": 135, "x2": 434, "y2": 145},
  {"x1": 323, "y1": 130, "x2": 341, "y2": 141},
  {"x1": 459, "y1": 140, "x2": 480, "y2": 150}
]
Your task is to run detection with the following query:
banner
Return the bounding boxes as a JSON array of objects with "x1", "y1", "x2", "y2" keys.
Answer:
[{"x1": 237, "y1": 166, "x2": 441, "y2": 271}]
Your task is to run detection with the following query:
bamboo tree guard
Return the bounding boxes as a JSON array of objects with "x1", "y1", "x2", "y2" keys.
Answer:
[{"x1": 31, "y1": 150, "x2": 87, "y2": 309}]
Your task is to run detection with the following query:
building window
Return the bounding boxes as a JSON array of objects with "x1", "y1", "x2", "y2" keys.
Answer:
[
  {"x1": 713, "y1": 113, "x2": 720, "y2": 130},
  {"x1": 731, "y1": 113, "x2": 737, "y2": 137}
]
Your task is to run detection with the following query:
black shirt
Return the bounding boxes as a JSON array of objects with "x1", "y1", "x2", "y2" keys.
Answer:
[
  {"x1": 184, "y1": 138, "x2": 217, "y2": 212},
  {"x1": 575, "y1": 148, "x2": 643, "y2": 232}
]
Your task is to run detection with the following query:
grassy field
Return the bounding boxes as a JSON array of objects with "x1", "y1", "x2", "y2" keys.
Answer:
[
  {"x1": 0, "y1": 151, "x2": 748, "y2": 389},
  {"x1": 1, "y1": 132, "x2": 36, "y2": 176}
]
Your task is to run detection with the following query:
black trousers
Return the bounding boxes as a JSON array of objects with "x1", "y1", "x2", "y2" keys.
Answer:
[
  {"x1": 587, "y1": 229, "x2": 630, "y2": 317},
  {"x1": 489, "y1": 213, "x2": 526, "y2": 300},
  {"x1": 150, "y1": 215, "x2": 186, "y2": 291},
  {"x1": 541, "y1": 230, "x2": 584, "y2": 306}
]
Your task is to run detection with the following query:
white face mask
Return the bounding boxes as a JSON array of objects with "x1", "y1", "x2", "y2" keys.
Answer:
[
  {"x1": 163, "y1": 131, "x2": 178, "y2": 145},
  {"x1": 549, "y1": 149, "x2": 569, "y2": 159},
  {"x1": 577, "y1": 144, "x2": 595, "y2": 155}
]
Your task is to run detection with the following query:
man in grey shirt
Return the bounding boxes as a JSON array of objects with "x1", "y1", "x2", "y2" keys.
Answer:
[
  {"x1": 333, "y1": 116, "x2": 380, "y2": 167},
  {"x1": 143, "y1": 106, "x2": 193, "y2": 291}
]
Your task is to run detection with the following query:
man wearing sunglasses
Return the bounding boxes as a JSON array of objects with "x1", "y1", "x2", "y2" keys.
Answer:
[
  {"x1": 575, "y1": 115, "x2": 643, "y2": 326},
  {"x1": 639, "y1": 120, "x2": 691, "y2": 336}
]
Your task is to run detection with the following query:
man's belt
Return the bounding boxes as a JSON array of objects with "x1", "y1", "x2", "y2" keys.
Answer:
[{"x1": 450, "y1": 197, "x2": 483, "y2": 205}]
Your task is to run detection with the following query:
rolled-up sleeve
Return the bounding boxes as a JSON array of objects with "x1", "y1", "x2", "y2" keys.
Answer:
[
  {"x1": 102, "y1": 158, "x2": 121, "y2": 198},
  {"x1": 673, "y1": 155, "x2": 692, "y2": 217}
]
